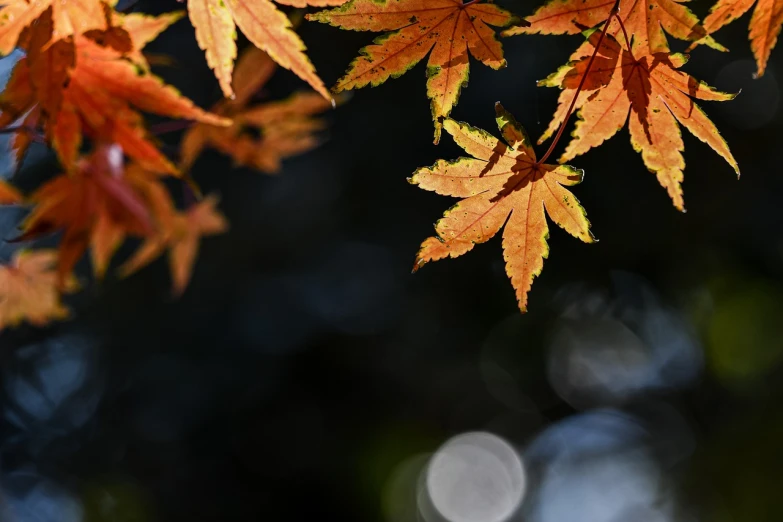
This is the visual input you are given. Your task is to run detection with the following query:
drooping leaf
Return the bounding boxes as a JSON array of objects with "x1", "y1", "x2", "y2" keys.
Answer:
[
  {"x1": 0, "y1": 13, "x2": 229, "y2": 174},
  {"x1": 539, "y1": 30, "x2": 738, "y2": 210},
  {"x1": 308, "y1": 0, "x2": 518, "y2": 143},
  {"x1": 18, "y1": 144, "x2": 175, "y2": 282},
  {"x1": 187, "y1": 0, "x2": 345, "y2": 99},
  {"x1": 503, "y1": 0, "x2": 723, "y2": 54},
  {"x1": 694, "y1": 0, "x2": 783, "y2": 76},
  {"x1": 0, "y1": 0, "x2": 115, "y2": 55},
  {"x1": 0, "y1": 249, "x2": 77, "y2": 331},
  {"x1": 181, "y1": 47, "x2": 334, "y2": 173},
  {"x1": 411, "y1": 104, "x2": 594, "y2": 312},
  {"x1": 120, "y1": 196, "x2": 228, "y2": 296}
]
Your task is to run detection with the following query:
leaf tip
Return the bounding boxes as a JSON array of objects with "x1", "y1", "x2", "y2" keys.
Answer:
[
  {"x1": 500, "y1": 18, "x2": 531, "y2": 38},
  {"x1": 411, "y1": 257, "x2": 427, "y2": 274}
]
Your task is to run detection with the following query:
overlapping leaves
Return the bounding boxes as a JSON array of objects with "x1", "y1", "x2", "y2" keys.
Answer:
[
  {"x1": 0, "y1": 0, "x2": 115, "y2": 55},
  {"x1": 538, "y1": 29, "x2": 738, "y2": 210},
  {"x1": 0, "y1": 9, "x2": 229, "y2": 174},
  {"x1": 14, "y1": 143, "x2": 228, "y2": 296},
  {"x1": 0, "y1": 0, "x2": 753, "y2": 325},
  {"x1": 181, "y1": 46, "x2": 334, "y2": 173},
  {"x1": 0, "y1": 4, "x2": 340, "y2": 331},
  {"x1": 504, "y1": 0, "x2": 723, "y2": 53},
  {"x1": 187, "y1": 0, "x2": 347, "y2": 99}
]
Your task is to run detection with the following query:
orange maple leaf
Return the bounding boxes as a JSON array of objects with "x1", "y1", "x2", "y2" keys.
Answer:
[
  {"x1": 181, "y1": 47, "x2": 334, "y2": 173},
  {"x1": 539, "y1": 30, "x2": 738, "y2": 210},
  {"x1": 503, "y1": 0, "x2": 723, "y2": 54},
  {"x1": 0, "y1": 9, "x2": 229, "y2": 174},
  {"x1": 307, "y1": 0, "x2": 518, "y2": 143},
  {"x1": 187, "y1": 0, "x2": 346, "y2": 99},
  {"x1": 18, "y1": 144, "x2": 175, "y2": 282},
  {"x1": 693, "y1": 0, "x2": 783, "y2": 77},
  {"x1": 411, "y1": 104, "x2": 594, "y2": 312},
  {"x1": 120, "y1": 196, "x2": 228, "y2": 296},
  {"x1": 0, "y1": 0, "x2": 114, "y2": 55},
  {"x1": 0, "y1": 249, "x2": 77, "y2": 331}
]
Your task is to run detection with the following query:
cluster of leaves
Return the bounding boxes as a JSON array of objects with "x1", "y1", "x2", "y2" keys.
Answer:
[
  {"x1": 0, "y1": 0, "x2": 336, "y2": 330},
  {"x1": 307, "y1": 0, "x2": 753, "y2": 311},
  {"x1": 0, "y1": 0, "x2": 777, "y2": 330}
]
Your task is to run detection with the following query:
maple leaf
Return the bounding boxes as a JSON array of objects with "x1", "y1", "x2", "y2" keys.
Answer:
[
  {"x1": 411, "y1": 104, "x2": 594, "y2": 312},
  {"x1": 307, "y1": 0, "x2": 518, "y2": 143},
  {"x1": 692, "y1": 0, "x2": 783, "y2": 77},
  {"x1": 0, "y1": 0, "x2": 115, "y2": 55},
  {"x1": 187, "y1": 0, "x2": 346, "y2": 99},
  {"x1": 0, "y1": 249, "x2": 77, "y2": 331},
  {"x1": 538, "y1": 30, "x2": 738, "y2": 210},
  {"x1": 0, "y1": 10, "x2": 229, "y2": 174},
  {"x1": 18, "y1": 144, "x2": 176, "y2": 282},
  {"x1": 181, "y1": 47, "x2": 334, "y2": 173},
  {"x1": 503, "y1": 0, "x2": 723, "y2": 54},
  {"x1": 120, "y1": 196, "x2": 228, "y2": 296}
]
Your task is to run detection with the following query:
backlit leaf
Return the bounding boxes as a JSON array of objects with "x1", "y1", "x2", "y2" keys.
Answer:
[
  {"x1": 0, "y1": 0, "x2": 115, "y2": 55},
  {"x1": 539, "y1": 30, "x2": 738, "y2": 210},
  {"x1": 187, "y1": 0, "x2": 345, "y2": 99},
  {"x1": 695, "y1": 0, "x2": 783, "y2": 76},
  {"x1": 503, "y1": 0, "x2": 723, "y2": 54},
  {"x1": 411, "y1": 104, "x2": 594, "y2": 312},
  {"x1": 0, "y1": 14, "x2": 229, "y2": 174},
  {"x1": 308, "y1": 0, "x2": 517, "y2": 143}
]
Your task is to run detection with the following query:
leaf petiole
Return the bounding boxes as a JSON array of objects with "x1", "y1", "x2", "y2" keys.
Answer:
[{"x1": 537, "y1": 0, "x2": 622, "y2": 165}]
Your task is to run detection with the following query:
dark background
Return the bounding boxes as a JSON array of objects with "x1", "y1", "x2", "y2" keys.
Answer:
[{"x1": 1, "y1": 0, "x2": 782, "y2": 520}]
